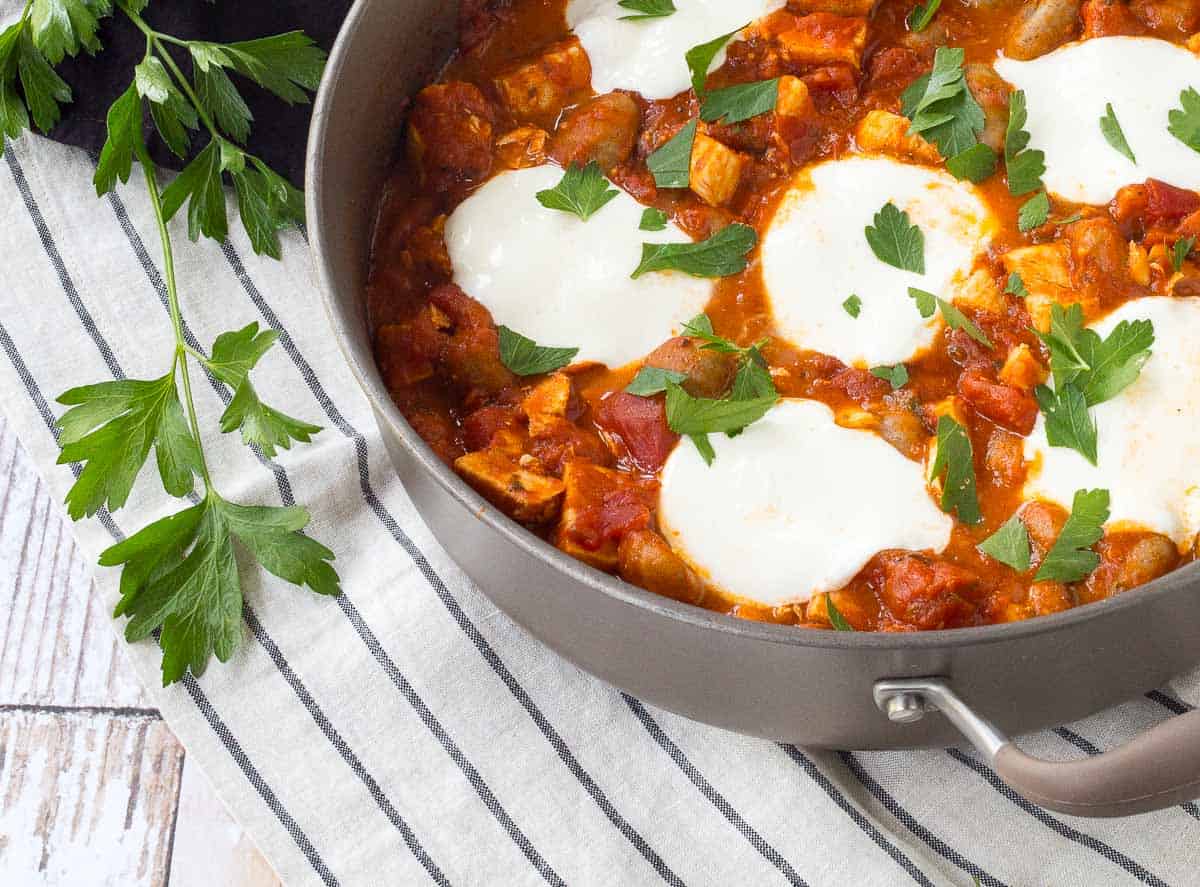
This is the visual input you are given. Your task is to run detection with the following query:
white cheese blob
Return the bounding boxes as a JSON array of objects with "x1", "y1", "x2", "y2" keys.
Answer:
[
  {"x1": 566, "y1": 0, "x2": 785, "y2": 100},
  {"x1": 444, "y1": 165, "x2": 712, "y2": 368},
  {"x1": 761, "y1": 156, "x2": 997, "y2": 367},
  {"x1": 659, "y1": 399, "x2": 952, "y2": 606},
  {"x1": 1024, "y1": 297, "x2": 1200, "y2": 546},
  {"x1": 994, "y1": 37, "x2": 1200, "y2": 205}
]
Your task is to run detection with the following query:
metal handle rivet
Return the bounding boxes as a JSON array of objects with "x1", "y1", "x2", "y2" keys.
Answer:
[{"x1": 885, "y1": 693, "x2": 926, "y2": 725}]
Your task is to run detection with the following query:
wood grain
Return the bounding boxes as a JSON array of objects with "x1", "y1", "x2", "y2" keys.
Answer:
[{"x1": 0, "y1": 415, "x2": 280, "y2": 887}]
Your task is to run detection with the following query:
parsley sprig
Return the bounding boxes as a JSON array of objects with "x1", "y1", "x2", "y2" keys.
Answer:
[
  {"x1": 866, "y1": 203, "x2": 925, "y2": 273},
  {"x1": 618, "y1": 0, "x2": 677, "y2": 21},
  {"x1": 1168, "y1": 87, "x2": 1200, "y2": 155},
  {"x1": 977, "y1": 514, "x2": 1031, "y2": 571},
  {"x1": 632, "y1": 223, "x2": 757, "y2": 279},
  {"x1": 900, "y1": 47, "x2": 995, "y2": 180},
  {"x1": 3, "y1": 1, "x2": 340, "y2": 684},
  {"x1": 1099, "y1": 103, "x2": 1136, "y2": 164},
  {"x1": 630, "y1": 314, "x2": 779, "y2": 464},
  {"x1": 1034, "y1": 489, "x2": 1110, "y2": 582},
  {"x1": 1034, "y1": 303, "x2": 1154, "y2": 464},
  {"x1": 931, "y1": 415, "x2": 981, "y2": 524},
  {"x1": 1005, "y1": 90, "x2": 1051, "y2": 231},
  {"x1": 536, "y1": 161, "x2": 619, "y2": 222}
]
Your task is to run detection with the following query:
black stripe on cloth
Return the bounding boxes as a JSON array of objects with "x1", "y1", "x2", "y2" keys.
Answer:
[
  {"x1": 1054, "y1": 726, "x2": 1200, "y2": 823},
  {"x1": 104, "y1": 189, "x2": 565, "y2": 887},
  {"x1": 5, "y1": 150, "x2": 450, "y2": 887},
  {"x1": 946, "y1": 748, "x2": 1170, "y2": 887},
  {"x1": 622, "y1": 696, "x2": 808, "y2": 887},
  {"x1": 837, "y1": 752, "x2": 1006, "y2": 887},
  {"x1": 778, "y1": 744, "x2": 935, "y2": 887},
  {"x1": 0, "y1": 316, "x2": 340, "y2": 887},
  {"x1": 217, "y1": 239, "x2": 688, "y2": 887},
  {"x1": 1147, "y1": 690, "x2": 1192, "y2": 715}
]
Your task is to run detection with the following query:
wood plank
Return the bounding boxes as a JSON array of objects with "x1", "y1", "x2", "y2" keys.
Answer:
[
  {"x1": 0, "y1": 418, "x2": 148, "y2": 709},
  {"x1": 0, "y1": 709, "x2": 182, "y2": 885},
  {"x1": 0, "y1": 415, "x2": 280, "y2": 885}
]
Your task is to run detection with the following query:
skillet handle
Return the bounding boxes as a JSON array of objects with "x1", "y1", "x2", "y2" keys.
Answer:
[{"x1": 874, "y1": 678, "x2": 1200, "y2": 818}]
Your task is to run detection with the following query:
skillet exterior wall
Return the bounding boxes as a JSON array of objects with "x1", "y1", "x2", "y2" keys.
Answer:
[{"x1": 308, "y1": 0, "x2": 1200, "y2": 746}]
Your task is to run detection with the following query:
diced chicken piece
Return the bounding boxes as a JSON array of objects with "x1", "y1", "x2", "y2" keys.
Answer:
[
  {"x1": 689, "y1": 131, "x2": 750, "y2": 207},
  {"x1": 777, "y1": 14, "x2": 869, "y2": 68},
  {"x1": 788, "y1": 0, "x2": 878, "y2": 15},
  {"x1": 998, "y1": 344, "x2": 1048, "y2": 390},
  {"x1": 1128, "y1": 241, "x2": 1152, "y2": 286},
  {"x1": 775, "y1": 74, "x2": 814, "y2": 119},
  {"x1": 495, "y1": 126, "x2": 549, "y2": 170},
  {"x1": 771, "y1": 75, "x2": 821, "y2": 161},
  {"x1": 876, "y1": 402, "x2": 930, "y2": 461},
  {"x1": 550, "y1": 92, "x2": 640, "y2": 172},
  {"x1": 1001, "y1": 242, "x2": 1074, "y2": 330},
  {"x1": 406, "y1": 82, "x2": 495, "y2": 193},
  {"x1": 644, "y1": 337, "x2": 737, "y2": 399},
  {"x1": 555, "y1": 461, "x2": 655, "y2": 571},
  {"x1": 954, "y1": 268, "x2": 1007, "y2": 315},
  {"x1": 985, "y1": 430, "x2": 1025, "y2": 486},
  {"x1": 455, "y1": 449, "x2": 565, "y2": 524},
  {"x1": 1189, "y1": 31, "x2": 1200, "y2": 52},
  {"x1": 854, "y1": 110, "x2": 941, "y2": 163},
  {"x1": 617, "y1": 529, "x2": 706, "y2": 605},
  {"x1": 492, "y1": 38, "x2": 591, "y2": 124},
  {"x1": 1005, "y1": 0, "x2": 1082, "y2": 60},
  {"x1": 964, "y1": 64, "x2": 1011, "y2": 154},
  {"x1": 1065, "y1": 216, "x2": 1131, "y2": 293},
  {"x1": 522, "y1": 373, "x2": 574, "y2": 437}
]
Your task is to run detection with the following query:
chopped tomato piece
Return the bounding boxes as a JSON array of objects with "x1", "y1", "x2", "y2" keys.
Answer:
[
  {"x1": 594, "y1": 392, "x2": 680, "y2": 473},
  {"x1": 958, "y1": 369, "x2": 1039, "y2": 435},
  {"x1": 876, "y1": 553, "x2": 978, "y2": 630}
]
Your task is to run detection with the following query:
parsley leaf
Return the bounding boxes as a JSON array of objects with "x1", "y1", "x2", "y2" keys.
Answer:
[
  {"x1": 1035, "y1": 303, "x2": 1090, "y2": 386},
  {"x1": 1168, "y1": 87, "x2": 1200, "y2": 155},
  {"x1": 843, "y1": 294, "x2": 862, "y2": 318},
  {"x1": 498, "y1": 326, "x2": 579, "y2": 375},
  {"x1": 1099, "y1": 102, "x2": 1136, "y2": 164},
  {"x1": 977, "y1": 514, "x2": 1032, "y2": 571},
  {"x1": 827, "y1": 595, "x2": 855, "y2": 631},
  {"x1": 1173, "y1": 236, "x2": 1195, "y2": 272},
  {"x1": 231, "y1": 156, "x2": 306, "y2": 260},
  {"x1": 160, "y1": 140, "x2": 231, "y2": 243},
  {"x1": 900, "y1": 47, "x2": 984, "y2": 159},
  {"x1": 665, "y1": 382, "x2": 777, "y2": 436},
  {"x1": 1006, "y1": 272, "x2": 1029, "y2": 299},
  {"x1": 640, "y1": 207, "x2": 669, "y2": 231},
  {"x1": 647, "y1": 118, "x2": 697, "y2": 189},
  {"x1": 633, "y1": 223, "x2": 757, "y2": 279},
  {"x1": 210, "y1": 32, "x2": 326, "y2": 106},
  {"x1": 626, "y1": 366, "x2": 688, "y2": 395},
  {"x1": 685, "y1": 27, "x2": 742, "y2": 97},
  {"x1": 729, "y1": 346, "x2": 776, "y2": 400},
  {"x1": 1004, "y1": 90, "x2": 1046, "y2": 197},
  {"x1": 700, "y1": 78, "x2": 779, "y2": 125},
  {"x1": 1036, "y1": 303, "x2": 1154, "y2": 405},
  {"x1": 618, "y1": 0, "x2": 677, "y2": 20},
  {"x1": 206, "y1": 323, "x2": 323, "y2": 458},
  {"x1": 56, "y1": 373, "x2": 203, "y2": 520},
  {"x1": 1018, "y1": 191, "x2": 1050, "y2": 232},
  {"x1": 937, "y1": 298, "x2": 993, "y2": 347},
  {"x1": 931, "y1": 415, "x2": 981, "y2": 524},
  {"x1": 193, "y1": 56, "x2": 253, "y2": 144},
  {"x1": 870, "y1": 364, "x2": 909, "y2": 389},
  {"x1": 536, "y1": 161, "x2": 619, "y2": 222},
  {"x1": 1036, "y1": 383, "x2": 1097, "y2": 465},
  {"x1": 866, "y1": 203, "x2": 925, "y2": 273},
  {"x1": 946, "y1": 143, "x2": 997, "y2": 184},
  {"x1": 102, "y1": 493, "x2": 339, "y2": 685},
  {"x1": 909, "y1": 287, "x2": 937, "y2": 319},
  {"x1": 907, "y1": 0, "x2": 944, "y2": 32},
  {"x1": 93, "y1": 80, "x2": 142, "y2": 196},
  {"x1": 16, "y1": 27, "x2": 72, "y2": 132},
  {"x1": 29, "y1": 0, "x2": 104, "y2": 65},
  {"x1": 1034, "y1": 489, "x2": 1110, "y2": 582}
]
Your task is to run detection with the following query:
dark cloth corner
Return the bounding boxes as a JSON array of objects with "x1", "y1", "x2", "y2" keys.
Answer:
[{"x1": 46, "y1": 1, "x2": 355, "y2": 188}]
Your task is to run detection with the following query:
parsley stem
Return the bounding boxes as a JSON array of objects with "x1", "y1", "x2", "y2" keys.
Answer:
[{"x1": 135, "y1": 141, "x2": 212, "y2": 489}]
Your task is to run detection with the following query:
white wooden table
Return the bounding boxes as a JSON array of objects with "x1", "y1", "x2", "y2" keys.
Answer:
[{"x1": 0, "y1": 413, "x2": 281, "y2": 886}]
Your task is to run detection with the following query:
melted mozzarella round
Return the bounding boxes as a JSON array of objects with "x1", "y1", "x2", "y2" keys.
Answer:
[
  {"x1": 659, "y1": 399, "x2": 952, "y2": 606},
  {"x1": 1025, "y1": 297, "x2": 1200, "y2": 546},
  {"x1": 994, "y1": 37, "x2": 1200, "y2": 205},
  {"x1": 566, "y1": 0, "x2": 784, "y2": 100},
  {"x1": 761, "y1": 156, "x2": 997, "y2": 367},
  {"x1": 444, "y1": 165, "x2": 712, "y2": 368}
]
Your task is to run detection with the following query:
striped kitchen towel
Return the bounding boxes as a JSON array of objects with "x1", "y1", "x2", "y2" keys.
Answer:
[{"x1": 3, "y1": 130, "x2": 1200, "y2": 886}]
